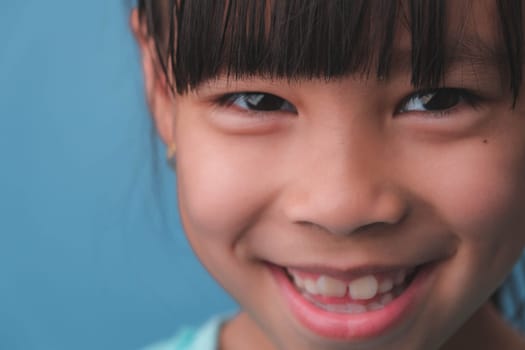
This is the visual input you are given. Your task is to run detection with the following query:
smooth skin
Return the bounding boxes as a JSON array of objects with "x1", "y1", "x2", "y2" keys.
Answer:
[{"x1": 132, "y1": 1, "x2": 525, "y2": 349}]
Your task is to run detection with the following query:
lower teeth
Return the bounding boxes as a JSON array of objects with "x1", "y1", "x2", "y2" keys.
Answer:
[{"x1": 301, "y1": 284, "x2": 409, "y2": 314}]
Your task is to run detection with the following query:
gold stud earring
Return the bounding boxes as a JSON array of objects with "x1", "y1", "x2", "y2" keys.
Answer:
[{"x1": 167, "y1": 143, "x2": 176, "y2": 168}]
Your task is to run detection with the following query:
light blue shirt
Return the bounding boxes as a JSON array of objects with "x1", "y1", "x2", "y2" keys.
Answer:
[{"x1": 143, "y1": 315, "x2": 228, "y2": 350}]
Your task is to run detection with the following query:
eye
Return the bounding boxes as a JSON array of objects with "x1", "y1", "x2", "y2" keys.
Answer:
[
  {"x1": 219, "y1": 92, "x2": 297, "y2": 113},
  {"x1": 397, "y1": 88, "x2": 480, "y2": 114}
]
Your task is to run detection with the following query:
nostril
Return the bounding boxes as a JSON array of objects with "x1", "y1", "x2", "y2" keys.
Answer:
[
  {"x1": 354, "y1": 221, "x2": 390, "y2": 234},
  {"x1": 294, "y1": 221, "x2": 329, "y2": 234},
  {"x1": 351, "y1": 215, "x2": 406, "y2": 235},
  {"x1": 294, "y1": 220, "x2": 396, "y2": 237},
  {"x1": 284, "y1": 175, "x2": 409, "y2": 236},
  {"x1": 293, "y1": 195, "x2": 409, "y2": 237}
]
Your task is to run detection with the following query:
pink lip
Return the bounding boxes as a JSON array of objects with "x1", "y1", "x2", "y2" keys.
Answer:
[
  {"x1": 285, "y1": 264, "x2": 415, "y2": 279},
  {"x1": 269, "y1": 262, "x2": 436, "y2": 341}
]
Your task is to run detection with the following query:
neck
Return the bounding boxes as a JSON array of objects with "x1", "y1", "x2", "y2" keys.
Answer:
[{"x1": 219, "y1": 312, "x2": 276, "y2": 350}]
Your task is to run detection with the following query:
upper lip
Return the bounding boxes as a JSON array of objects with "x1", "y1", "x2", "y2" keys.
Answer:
[{"x1": 268, "y1": 260, "x2": 436, "y2": 280}]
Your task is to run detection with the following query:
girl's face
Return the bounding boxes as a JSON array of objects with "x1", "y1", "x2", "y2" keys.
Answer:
[{"x1": 135, "y1": 1, "x2": 525, "y2": 349}]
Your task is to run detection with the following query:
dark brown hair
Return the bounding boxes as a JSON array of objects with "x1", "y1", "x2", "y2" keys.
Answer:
[{"x1": 137, "y1": 0, "x2": 523, "y2": 100}]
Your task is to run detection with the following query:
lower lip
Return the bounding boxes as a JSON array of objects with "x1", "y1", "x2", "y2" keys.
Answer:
[{"x1": 270, "y1": 263, "x2": 435, "y2": 341}]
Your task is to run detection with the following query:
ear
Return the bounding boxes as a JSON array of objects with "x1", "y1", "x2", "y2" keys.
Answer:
[{"x1": 130, "y1": 9, "x2": 175, "y2": 146}]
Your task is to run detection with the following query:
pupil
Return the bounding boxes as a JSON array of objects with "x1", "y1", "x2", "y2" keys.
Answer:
[
  {"x1": 423, "y1": 90, "x2": 459, "y2": 110},
  {"x1": 246, "y1": 94, "x2": 284, "y2": 111}
]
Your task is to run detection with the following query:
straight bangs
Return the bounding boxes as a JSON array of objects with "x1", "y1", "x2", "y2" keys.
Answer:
[{"x1": 138, "y1": 0, "x2": 522, "y2": 98}]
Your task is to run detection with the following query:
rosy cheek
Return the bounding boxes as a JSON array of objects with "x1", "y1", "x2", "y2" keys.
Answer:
[
  {"x1": 440, "y1": 174, "x2": 517, "y2": 234},
  {"x1": 176, "y1": 148, "x2": 272, "y2": 241},
  {"x1": 423, "y1": 146, "x2": 525, "y2": 248}
]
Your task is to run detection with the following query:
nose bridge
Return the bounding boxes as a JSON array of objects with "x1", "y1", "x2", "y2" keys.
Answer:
[{"x1": 285, "y1": 126, "x2": 407, "y2": 236}]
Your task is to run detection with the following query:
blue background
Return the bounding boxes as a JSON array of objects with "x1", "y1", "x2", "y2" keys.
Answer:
[
  {"x1": 0, "y1": 1, "x2": 235, "y2": 349},
  {"x1": 2, "y1": 1, "x2": 525, "y2": 349}
]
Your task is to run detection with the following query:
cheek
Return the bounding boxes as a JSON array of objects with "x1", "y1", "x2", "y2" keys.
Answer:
[
  {"x1": 413, "y1": 140, "x2": 525, "y2": 267},
  {"x1": 177, "y1": 155, "x2": 253, "y2": 238},
  {"x1": 175, "y1": 134, "x2": 279, "y2": 243},
  {"x1": 437, "y1": 163, "x2": 522, "y2": 234}
]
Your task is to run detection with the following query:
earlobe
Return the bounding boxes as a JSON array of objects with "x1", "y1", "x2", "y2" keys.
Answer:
[
  {"x1": 166, "y1": 143, "x2": 177, "y2": 169},
  {"x1": 130, "y1": 9, "x2": 175, "y2": 146}
]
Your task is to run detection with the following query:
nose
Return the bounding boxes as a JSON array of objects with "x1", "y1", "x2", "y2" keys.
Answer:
[{"x1": 283, "y1": 133, "x2": 408, "y2": 236}]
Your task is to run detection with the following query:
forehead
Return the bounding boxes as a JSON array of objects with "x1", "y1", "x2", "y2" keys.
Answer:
[
  {"x1": 442, "y1": 0, "x2": 501, "y2": 50},
  {"x1": 388, "y1": 1, "x2": 505, "y2": 74}
]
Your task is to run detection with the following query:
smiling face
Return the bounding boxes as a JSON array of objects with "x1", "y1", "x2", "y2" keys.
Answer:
[
  {"x1": 172, "y1": 79, "x2": 525, "y2": 350},
  {"x1": 133, "y1": 1, "x2": 525, "y2": 349}
]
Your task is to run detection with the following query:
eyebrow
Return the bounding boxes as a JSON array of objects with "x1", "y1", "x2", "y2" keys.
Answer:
[{"x1": 447, "y1": 35, "x2": 506, "y2": 68}]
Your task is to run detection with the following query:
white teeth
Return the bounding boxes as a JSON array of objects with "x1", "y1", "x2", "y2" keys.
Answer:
[
  {"x1": 292, "y1": 274, "x2": 305, "y2": 289},
  {"x1": 367, "y1": 302, "x2": 383, "y2": 311},
  {"x1": 378, "y1": 277, "x2": 394, "y2": 293},
  {"x1": 287, "y1": 268, "x2": 414, "y2": 314},
  {"x1": 321, "y1": 302, "x2": 368, "y2": 314},
  {"x1": 343, "y1": 303, "x2": 367, "y2": 313},
  {"x1": 292, "y1": 274, "x2": 348, "y2": 297},
  {"x1": 348, "y1": 275, "x2": 379, "y2": 300},
  {"x1": 289, "y1": 268, "x2": 412, "y2": 306},
  {"x1": 317, "y1": 275, "x2": 347, "y2": 297},
  {"x1": 304, "y1": 279, "x2": 319, "y2": 295}
]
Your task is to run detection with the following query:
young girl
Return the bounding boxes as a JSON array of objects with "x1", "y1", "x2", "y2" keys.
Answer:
[{"x1": 131, "y1": 0, "x2": 525, "y2": 349}]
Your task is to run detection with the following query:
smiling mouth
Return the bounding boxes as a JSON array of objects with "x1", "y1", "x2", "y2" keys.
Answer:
[
  {"x1": 284, "y1": 266, "x2": 420, "y2": 313},
  {"x1": 270, "y1": 260, "x2": 437, "y2": 340}
]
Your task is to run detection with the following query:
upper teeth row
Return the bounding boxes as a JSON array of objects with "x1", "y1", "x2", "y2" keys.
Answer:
[{"x1": 290, "y1": 270, "x2": 409, "y2": 300}]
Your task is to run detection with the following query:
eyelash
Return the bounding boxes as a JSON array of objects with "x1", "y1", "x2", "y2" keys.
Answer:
[
  {"x1": 216, "y1": 92, "x2": 298, "y2": 117},
  {"x1": 215, "y1": 88, "x2": 484, "y2": 117},
  {"x1": 395, "y1": 88, "x2": 483, "y2": 117}
]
